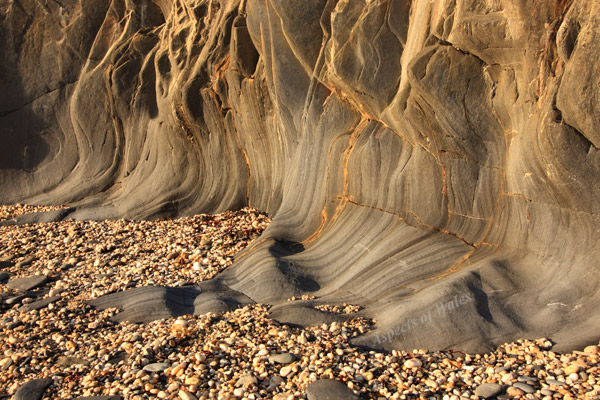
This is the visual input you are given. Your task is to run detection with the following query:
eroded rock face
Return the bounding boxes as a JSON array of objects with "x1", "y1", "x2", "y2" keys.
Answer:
[{"x1": 2, "y1": 0, "x2": 600, "y2": 351}]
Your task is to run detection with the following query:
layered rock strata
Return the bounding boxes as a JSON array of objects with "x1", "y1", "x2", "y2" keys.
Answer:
[{"x1": 1, "y1": 0, "x2": 599, "y2": 351}]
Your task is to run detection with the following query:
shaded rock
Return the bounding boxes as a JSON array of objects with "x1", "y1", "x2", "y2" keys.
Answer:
[
  {"x1": 15, "y1": 256, "x2": 36, "y2": 268},
  {"x1": 19, "y1": 295, "x2": 61, "y2": 311},
  {"x1": 14, "y1": 378, "x2": 53, "y2": 400},
  {"x1": 87, "y1": 281, "x2": 253, "y2": 323},
  {"x1": 268, "y1": 302, "x2": 348, "y2": 329},
  {"x1": 513, "y1": 382, "x2": 534, "y2": 393},
  {"x1": 0, "y1": 270, "x2": 10, "y2": 282},
  {"x1": 5, "y1": 294, "x2": 30, "y2": 305},
  {"x1": 306, "y1": 379, "x2": 358, "y2": 400},
  {"x1": 7, "y1": 321, "x2": 23, "y2": 330},
  {"x1": 6, "y1": 275, "x2": 48, "y2": 291}
]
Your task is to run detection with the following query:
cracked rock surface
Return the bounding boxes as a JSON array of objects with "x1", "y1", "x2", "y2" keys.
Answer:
[{"x1": 1, "y1": 0, "x2": 600, "y2": 352}]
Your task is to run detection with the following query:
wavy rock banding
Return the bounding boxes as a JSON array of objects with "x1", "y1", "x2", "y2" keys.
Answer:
[{"x1": 1, "y1": 0, "x2": 599, "y2": 352}]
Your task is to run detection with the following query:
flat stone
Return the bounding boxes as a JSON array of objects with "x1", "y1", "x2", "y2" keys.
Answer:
[
  {"x1": 14, "y1": 378, "x2": 53, "y2": 400},
  {"x1": 546, "y1": 378, "x2": 567, "y2": 386},
  {"x1": 143, "y1": 362, "x2": 170, "y2": 372},
  {"x1": 15, "y1": 256, "x2": 36, "y2": 268},
  {"x1": 306, "y1": 379, "x2": 359, "y2": 400},
  {"x1": 517, "y1": 375, "x2": 538, "y2": 384},
  {"x1": 19, "y1": 295, "x2": 61, "y2": 311},
  {"x1": 7, "y1": 321, "x2": 23, "y2": 329},
  {"x1": 61, "y1": 263, "x2": 75, "y2": 270},
  {"x1": 6, "y1": 275, "x2": 48, "y2": 291},
  {"x1": 5, "y1": 294, "x2": 30, "y2": 305},
  {"x1": 513, "y1": 382, "x2": 535, "y2": 393},
  {"x1": 57, "y1": 356, "x2": 90, "y2": 367},
  {"x1": 74, "y1": 397, "x2": 123, "y2": 400},
  {"x1": 474, "y1": 382, "x2": 502, "y2": 398},
  {"x1": 268, "y1": 352, "x2": 296, "y2": 364},
  {"x1": 235, "y1": 373, "x2": 257, "y2": 387}
]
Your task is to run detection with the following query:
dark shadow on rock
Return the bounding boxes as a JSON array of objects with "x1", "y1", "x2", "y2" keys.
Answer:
[
  {"x1": 268, "y1": 301, "x2": 348, "y2": 328},
  {"x1": 470, "y1": 271, "x2": 494, "y2": 322},
  {"x1": 269, "y1": 240, "x2": 320, "y2": 292},
  {"x1": 87, "y1": 280, "x2": 253, "y2": 323}
]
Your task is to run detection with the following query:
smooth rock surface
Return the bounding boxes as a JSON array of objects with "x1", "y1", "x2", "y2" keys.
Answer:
[
  {"x1": 14, "y1": 378, "x2": 53, "y2": 400},
  {"x1": 0, "y1": 271, "x2": 9, "y2": 282},
  {"x1": 6, "y1": 275, "x2": 48, "y2": 292},
  {"x1": 143, "y1": 362, "x2": 170, "y2": 372},
  {"x1": 268, "y1": 353, "x2": 296, "y2": 364},
  {"x1": 474, "y1": 382, "x2": 503, "y2": 398},
  {"x1": 1, "y1": 0, "x2": 600, "y2": 352},
  {"x1": 19, "y1": 296, "x2": 61, "y2": 311},
  {"x1": 306, "y1": 379, "x2": 359, "y2": 400},
  {"x1": 88, "y1": 281, "x2": 253, "y2": 323}
]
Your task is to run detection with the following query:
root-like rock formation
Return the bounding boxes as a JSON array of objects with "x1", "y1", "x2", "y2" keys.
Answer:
[{"x1": 2, "y1": 0, "x2": 600, "y2": 352}]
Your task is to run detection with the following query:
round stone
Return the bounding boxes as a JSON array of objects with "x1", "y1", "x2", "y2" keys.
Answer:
[
  {"x1": 474, "y1": 383, "x2": 502, "y2": 399},
  {"x1": 404, "y1": 358, "x2": 422, "y2": 368},
  {"x1": 268, "y1": 352, "x2": 295, "y2": 364},
  {"x1": 143, "y1": 362, "x2": 170, "y2": 372}
]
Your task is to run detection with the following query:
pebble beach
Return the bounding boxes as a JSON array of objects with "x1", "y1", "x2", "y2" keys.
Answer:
[{"x1": 1, "y1": 205, "x2": 599, "y2": 400}]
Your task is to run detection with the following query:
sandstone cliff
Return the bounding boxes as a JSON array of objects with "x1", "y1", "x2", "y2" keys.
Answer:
[{"x1": 1, "y1": 0, "x2": 599, "y2": 352}]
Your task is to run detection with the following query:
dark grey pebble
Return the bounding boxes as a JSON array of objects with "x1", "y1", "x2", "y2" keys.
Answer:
[
  {"x1": 306, "y1": 379, "x2": 358, "y2": 400},
  {"x1": 6, "y1": 294, "x2": 30, "y2": 305},
  {"x1": 14, "y1": 378, "x2": 53, "y2": 400},
  {"x1": 6, "y1": 274, "x2": 48, "y2": 292},
  {"x1": 546, "y1": 378, "x2": 567, "y2": 386},
  {"x1": 7, "y1": 320, "x2": 23, "y2": 329},
  {"x1": 61, "y1": 263, "x2": 75, "y2": 270},
  {"x1": 474, "y1": 382, "x2": 502, "y2": 398},
  {"x1": 19, "y1": 296, "x2": 61, "y2": 311},
  {"x1": 517, "y1": 375, "x2": 538, "y2": 384},
  {"x1": 0, "y1": 270, "x2": 10, "y2": 282},
  {"x1": 513, "y1": 382, "x2": 535, "y2": 393},
  {"x1": 15, "y1": 256, "x2": 36, "y2": 268}
]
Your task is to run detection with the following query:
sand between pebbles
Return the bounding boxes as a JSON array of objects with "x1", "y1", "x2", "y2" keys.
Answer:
[{"x1": 0, "y1": 204, "x2": 599, "y2": 399}]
